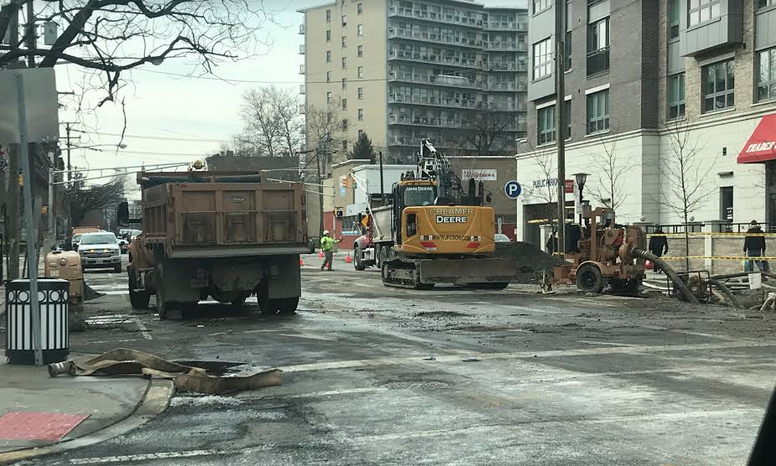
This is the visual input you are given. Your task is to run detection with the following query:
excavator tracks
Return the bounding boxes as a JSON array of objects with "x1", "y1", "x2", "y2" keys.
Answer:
[{"x1": 381, "y1": 261, "x2": 434, "y2": 290}]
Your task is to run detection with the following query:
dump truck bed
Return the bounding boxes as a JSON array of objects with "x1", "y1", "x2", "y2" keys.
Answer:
[{"x1": 140, "y1": 172, "x2": 309, "y2": 258}]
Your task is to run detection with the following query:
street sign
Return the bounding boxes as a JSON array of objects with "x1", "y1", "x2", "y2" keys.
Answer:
[
  {"x1": 564, "y1": 179, "x2": 575, "y2": 193},
  {"x1": 0, "y1": 68, "x2": 59, "y2": 144},
  {"x1": 504, "y1": 180, "x2": 521, "y2": 199}
]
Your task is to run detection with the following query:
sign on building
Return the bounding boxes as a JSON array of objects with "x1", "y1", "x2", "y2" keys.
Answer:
[
  {"x1": 462, "y1": 168, "x2": 497, "y2": 181},
  {"x1": 0, "y1": 68, "x2": 59, "y2": 144}
]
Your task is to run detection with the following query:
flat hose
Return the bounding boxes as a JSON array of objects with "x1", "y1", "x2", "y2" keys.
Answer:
[
  {"x1": 708, "y1": 279, "x2": 744, "y2": 309},
  {"x1": 631, "y1": 248, "x2": 700, "y2": 305}
]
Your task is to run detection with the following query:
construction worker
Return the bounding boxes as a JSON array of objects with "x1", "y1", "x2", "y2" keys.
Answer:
[{"x1": 320, "y1": 230, "x2": 340, "y2": 271}]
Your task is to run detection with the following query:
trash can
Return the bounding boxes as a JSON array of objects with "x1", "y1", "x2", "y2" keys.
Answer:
[{"x1": 5, "y1": 279, "x2": 70, "y2": 365}]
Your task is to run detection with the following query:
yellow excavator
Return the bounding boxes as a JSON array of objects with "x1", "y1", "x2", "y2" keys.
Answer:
[{"x1": 353, "y1": 140, "x2": 516, "y2": 289}]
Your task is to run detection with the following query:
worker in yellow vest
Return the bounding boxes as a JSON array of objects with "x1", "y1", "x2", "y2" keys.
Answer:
[{"x1": 320, "y1": 230, "x2": 340, "y2": 271}]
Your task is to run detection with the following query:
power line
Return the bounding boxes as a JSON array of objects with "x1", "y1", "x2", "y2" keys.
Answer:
[
  {"x1": 80, "y1": 131, "x2": 227, "y2": 142},
  {"x1": 133, "y1": 68, "x2": 389, "y2": 85}
]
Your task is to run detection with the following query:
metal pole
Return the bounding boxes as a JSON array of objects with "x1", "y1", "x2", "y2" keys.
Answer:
[
  {"x1": 25, "y1": 0, "x2": 34, "y2": 68},
  {"x1": 379, "y1": 150, "x2": 385, "y2": 204},
  {"x1": 554, "y1": 1, "x2": 566, "y2": 259},
  {"x1": 16, "y1": 73, "x2": 43, "y2": 366},
  {"x1": 316, "y1": 148, "x2": 324, "y2": 235},
  {"x1": 66, "y1": 123, "x2": 72, "y2": 182},
  {"x1": 48, "y1": 151, "x2": 54, "y2": 238}
]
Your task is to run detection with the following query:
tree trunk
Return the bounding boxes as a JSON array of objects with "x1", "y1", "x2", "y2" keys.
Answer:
[
  {"x1": 684, "y1": 213, "x2": 690, "y2": 272},
  {"x1": 6, "y1": 144, "x2": 20, "y2": 281}
]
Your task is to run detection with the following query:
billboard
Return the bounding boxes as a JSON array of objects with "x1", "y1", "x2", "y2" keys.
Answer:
[{"x1": 461, "y1": 168, "x2": 497, "y2": 181}]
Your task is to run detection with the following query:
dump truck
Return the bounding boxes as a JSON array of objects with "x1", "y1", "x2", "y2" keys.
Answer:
[
  {"x1": 353, "y1": 140, "x2": 516, "y2": 289},
  {"x1": 126, "y1": 171, "x2": 309, "y2": 319}
]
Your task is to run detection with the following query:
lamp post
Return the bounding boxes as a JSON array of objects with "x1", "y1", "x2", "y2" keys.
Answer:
[{"x1": 573, "y1": 172, "x2": 590, "y2": 224}]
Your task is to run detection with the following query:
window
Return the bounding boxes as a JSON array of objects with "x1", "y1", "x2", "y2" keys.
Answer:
[
  {"x1": 326, "y1": 30, "x2": 331, "y2": 42},
  {"x1": 342, "y1": 14, "x2": 347, "y2": 26},
  {"x1": 358, "y1": 87, "x2": 364, "y2": 99},
  {"x1": 668, "y1": 73, "x2": 685, "y2": 119},
  {"x1": 688, "y1": 0, "x2": 721, "y2": 27},
  {"x1": 342, "y1": 36, "x2": 347, "y2": 48},
  {"x1": 587, "y1": 17, "x2": 609, "y2": 76},
  {"x1": 358, "y1": 66, "x2": 364, "y2": 78},
  {"x1": 668, "y1": 0, "x2": 680, "y2": 39},
  {"x1": 342, "y1": 56, "x2": 347, "y2": 68},
  {"x1": 342, "y1": 119, "x2": 349, "y2": 131},
  {"x1": 343, "y1": 98, "x2": 348, "y2": 109},
  {"x1": 358, "y1": 45, "x2": 363, "y2": 57},
  {"x1": 342, "y1": 140, "x2": 348, "y2": 151},
  {"x1": 703, "y1": 59, "x2": 734, "y2": 112},
  {"x1": 327, "y1": 92, "x2": 332, "y2": 103},
  {"x1": 326, "y1": 51, "x2": 331, "y2": 63},
  {"x1": 759, "y1": 0, "x2": 776, "y2": 9},
  {"x1": 565, "y1": 1, "x2": 572, "y2": 71},
  {"x1": 533, "y1": 37, "x2": 552, "y2": 80},
  {"x1": 757, "y1": 48, "x2": 776, "y2": 101},
  {"x1": 358, "y1": 108, "x2": 364, "y2": 120},
  {"x1": 342, "y1": 78, "x2": 347, "y2": 90},
  {"x1": 358, "y1": 2, "x2": 363, "y2": 14},
  {"x1": 536, "y1": 101, "x2": 572, "y2": 145},
  {"x1": 358, "y1": 25, "x2": 363, "y2": 36},
  {"x1": 586, "y1": 90, "x2": 609, "y2": 134},
  {"x1": 326, "y1": 9, "x2": 331, "y2": 22},
  {"x1": 327, "y1": 71, "x2": 332, "y2": 82},
  {"x1": 358, "y1": 129, "x2": 364, "y2": 138},
  {"x1": 533, "y1": 0, "x2": 551, "y2": 14}
]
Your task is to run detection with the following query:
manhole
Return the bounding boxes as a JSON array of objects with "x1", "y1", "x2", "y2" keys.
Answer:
[{"x1": 381, "y1": 380, "x2": 451, "y2": 390}]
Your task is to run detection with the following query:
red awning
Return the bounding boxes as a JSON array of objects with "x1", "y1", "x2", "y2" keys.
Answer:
[{"x1": 738, "y1": 114, "x2": 776, "y2": 163}]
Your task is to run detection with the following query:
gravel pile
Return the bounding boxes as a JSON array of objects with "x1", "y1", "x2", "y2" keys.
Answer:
[{"x1": 495, "y1": 242, "x2": 565, "y2": 284}]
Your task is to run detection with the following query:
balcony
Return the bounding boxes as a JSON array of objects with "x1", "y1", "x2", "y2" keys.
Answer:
[
  {"x1": 484, "y1": 61, "x2": 525, "y2": 72},
  {"x1": 299, "y1": 84, "x2": 305, "y2": 95},
  {"x1": 388, "y1": 72, "x2": 483, "y2": 90},
  {"x1": 388, "y1": 113, "x2": 465, "y2": 129},
  {"x1": 484, "y1": 81, "x2": 517, "y2": 92},
  {"x1": 299, "y1": 44, "x2": 305, "y2": 54},
  {"x1": 387, "y1": 6, "x2": 482, "y2": 28},
  {"x1": 388, "y1": 49, "x2": 481, "y2": 69},
  {"x1": 299, "y1": 64, "x2": 305, "y2": 74},
  {"x1": 484, "y1": 21, "x2": 518, "y2": 31},
  {"x1": 483, "y1": 41, "x2": 520, "y2": 52},
  {"x1": 387, "y1": 27, "x2": 481, "y2": 48},
  {"x1": 388, "y1": 93, "x2": 479, "y2": 109},
  {"x1": 587, "y1": 47, "x2": 610, "y2": 77},
  {"x1": 299, "y1": 24, "x2": 305, "y2": 35}
]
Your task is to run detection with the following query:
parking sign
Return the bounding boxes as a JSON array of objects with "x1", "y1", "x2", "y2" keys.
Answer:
[{"x1": 504, "y1": 180, "x2": 521, "y2": 199}]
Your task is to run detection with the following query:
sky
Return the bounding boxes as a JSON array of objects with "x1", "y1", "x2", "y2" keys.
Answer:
[{"x1": 57, "y1": 0, "x2": 527, "y2": 189}]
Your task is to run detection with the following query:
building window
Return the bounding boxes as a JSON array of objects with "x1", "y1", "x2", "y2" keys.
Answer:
[
  {"x1": 358, "y1": 45, "x2": 363, "y2": 57},
  {"x1": 342, "y1": 119, "x2": 349, "y2": 131},
  {"x1": 358, "y1": 3, "x2": 363, "y2": 14},
  {"x1": 587, "y1": 17, "x2": 609, "y2": 76},
  {"x1": 358, "y1": 24, "x2": 363, "y2": 36},
  {"x1": 327, "y1": 71, "x2": 332, "y2": 82},
  {"x1": 668, "y1": 0, "x2": 680, "y2": 39},
  {"x1": 343, "y1": 98, "x2": 348, "y2": 109},
  {"x1": 586, "y1": 89, "x2": 609, "y2": 134},
  {"x1": 342, "y1": 14, "x2": 347, "y2": 26},
  {"x1": 759, "y1": 0, "x2": 776, "y2": 9},
  {"x1": 668, "y1": 73, "x2": 685, "y2": 119},
  {"x1": 758, "y1": 48, "x2": 776, "y2": 101},
  {"x1": 533, "y1": 37, "x2": 552, "y2": 80},
  {"x1": 326, "y1": 9, "x2": 331, "y2": 22},
  {"x1": 326, "y1": 30, "x2": 331, "y2": 42},
  {"x1": 565, "y1": 1, "x2": 572, "y2": 71},
  {"x1": 537, "y1": 101, "x2": 571, "y2": 145},
  {"x1": 358, "y1": 129, "x2": 364, "y2": 138},
  {"x1": 342, "y1": 36, "x2": 347, "y2": 48},
  {"x1": 342, "y1": 78, "x2": 347, "y2": 90},
  {"x1": 358, "y1": 66, "x2": 364, "y2": 78},
  {"x1": 689, "y1": 0, "x2": 721, "y2": 27},
  {"x1": 326, "y1": 51, "x2": 331, "y2": 63},
  {"x1": 327, "y1": 92, "x2": 332, "y2": 104},
  {"x1": 703, "y1": 59, "x2": 734, "y2": 113},
  {"x1": 533, "y1": 0, "x2": 551, "y2": 14},
  {"x1": 342, "y1": 56, "x2": 347, "y2": 69},
  {"x1": 358, "y1": 108, "x2": 364, "y2": 120},
  {"x1": 358, "y1": 87, "x2": 364, "y2": 99},
  {"x1": 342, "y1": 140, "x2": 348, "y2": 151}
]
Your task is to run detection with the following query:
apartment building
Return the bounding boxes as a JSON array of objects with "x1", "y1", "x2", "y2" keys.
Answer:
[
  {"x1": 515, "y1": 0, "x2": 776, "y2": 247},
  {"x1": 299, "y1": 0, "x2": 528, "y2": 167}
]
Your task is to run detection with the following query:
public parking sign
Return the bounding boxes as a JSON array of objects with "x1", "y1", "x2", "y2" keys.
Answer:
[{"x1": 504, "y1": 180, "x2": 521, "y2": 199}]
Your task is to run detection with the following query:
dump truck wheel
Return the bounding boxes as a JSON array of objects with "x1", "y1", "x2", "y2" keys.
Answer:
[
  {"x1": 576, "y1": 265, "x2": 604, "y2": 293},
  {"x1": 258, "y1": 293, "x2": 279, "y2": 314},
  {"x1": 113, "y1": 264, "x2": 122, "y2": 273},
  {"x1": 128, "y1": 267, "x2": 150, "y2": 309},
  {"x1": 354, "y1": 245, "x2": 367, "y2": 271},
  {"x1": 278, "y1": 297, "x2": 299, "y2": 314},
  {"x1": 231, "y1": 295, "x2": 247, "y2": 310},
  {"x1": 378, "y1": 245, "x2": 387, "y2": 270}
]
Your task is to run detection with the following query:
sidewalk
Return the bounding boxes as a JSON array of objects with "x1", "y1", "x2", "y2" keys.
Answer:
[{"x1": 0, "y1": 354, "x2": 172, "y2": 463}]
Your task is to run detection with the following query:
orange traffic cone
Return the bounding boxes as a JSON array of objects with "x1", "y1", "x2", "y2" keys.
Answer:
[
  {"x1": 318, "y1": 251, "x2": 324, "y2": 258},
  {"x1": 345, "y1": 252, "x2": 353, "y2": 264}
]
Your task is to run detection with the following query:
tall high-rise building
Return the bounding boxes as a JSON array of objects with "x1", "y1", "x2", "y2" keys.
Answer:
[{"x1": 298, "y1": 0, "x2": 528, "y2": 166}]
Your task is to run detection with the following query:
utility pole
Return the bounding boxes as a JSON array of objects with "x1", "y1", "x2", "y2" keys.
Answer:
[
  {"x1": 25, "y1": 0, "x2": 34, "y2": 68},
  {"x1": 6, "y1": 1, "x2": 21, "y2": 281},
  {"x1": 65, "y1": 123, "x2": 73, "y2": 182},
  {"x1": 315, "y1": 146, "x2": 324, "y2": 236},
  {"x1": 554, "y1": 0, "x2": 566, "y2": 259}
]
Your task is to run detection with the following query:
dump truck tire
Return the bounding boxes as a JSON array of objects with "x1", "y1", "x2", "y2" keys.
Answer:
[
  {"x1": 354, "y1": 245, "x2": 367, "y2": 271},
  {"x1": 278, "y1": 297, "x2": 299, "y2": 314},
  {"x1": 128, "y1": 267, "x2": 150, "y2": 309},
  {"x1": 576, "y1": 264, "x2": 604, "y2": 293}
]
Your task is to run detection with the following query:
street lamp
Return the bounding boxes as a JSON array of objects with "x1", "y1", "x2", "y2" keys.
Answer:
[{"x1": 573, "y1": 172, "x2": 590, "y2": 224}]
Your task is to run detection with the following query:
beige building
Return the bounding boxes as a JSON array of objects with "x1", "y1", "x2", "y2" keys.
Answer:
[{"x1": 298, "y1": 0, "x2": 527, "y2": 166}]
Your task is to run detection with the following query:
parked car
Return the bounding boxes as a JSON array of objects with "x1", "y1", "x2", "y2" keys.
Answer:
[{"x1": 78, "y1": 232, "x2": 122, "y2": 273}]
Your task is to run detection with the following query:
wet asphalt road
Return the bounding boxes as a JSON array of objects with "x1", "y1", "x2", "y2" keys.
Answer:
[{"x1": 17, "y1": 254, "x2": 776, "y2": 465}]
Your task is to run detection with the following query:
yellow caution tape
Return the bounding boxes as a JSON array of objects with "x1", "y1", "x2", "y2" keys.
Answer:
[
  {"x1": 648, "y1": 232, "x2": 776, "y2": 237},
  {"x1": 660, "y1": 255, "x2": 776, "y2": 261}
]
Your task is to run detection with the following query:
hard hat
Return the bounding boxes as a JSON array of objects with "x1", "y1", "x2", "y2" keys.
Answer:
[{"x1": 323, "y1": 230, "x2": 330, "y2": 235}]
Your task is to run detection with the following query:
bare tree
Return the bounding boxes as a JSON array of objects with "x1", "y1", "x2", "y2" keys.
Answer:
[
  {"x1": 64, "y1": 175, "x2": 126, "y2": 228},
  {"x1": 460, "y1": 104, "x2": 517, "y2": 156},
  {"x1": 659, "y1": 120, "x2": 714, "y2": 271},
  {"x1": 239, "y1": 86, "x2": 302, "y2": 157},
  {"x1": 0, "y1": 1, "x2": 275, "y2": 105},
  {"x1": 587, "y1": 134, "x2": 631, "y2": 211},
  {"x1": 305, "y1": 103, "x2": 344, "y2": 170}
]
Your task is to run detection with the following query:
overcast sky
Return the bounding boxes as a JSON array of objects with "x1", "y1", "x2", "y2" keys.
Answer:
[{"x1": 59, "y1": 0, "x2": 527, "y2": 185}]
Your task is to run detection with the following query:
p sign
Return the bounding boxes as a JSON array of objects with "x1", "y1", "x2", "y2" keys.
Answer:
[{"x1": 504, "y1": 180, "x2": 521, "y2": 199}]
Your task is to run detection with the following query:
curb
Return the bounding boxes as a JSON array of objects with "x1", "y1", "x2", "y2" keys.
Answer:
[{"x1": 0, "y1": 378, "x2": 174, "y2": 465}]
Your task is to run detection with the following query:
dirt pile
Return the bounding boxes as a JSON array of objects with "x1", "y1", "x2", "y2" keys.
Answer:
[{"x1": 495, "y1": 242, "x2": 564, "y2": 284}]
